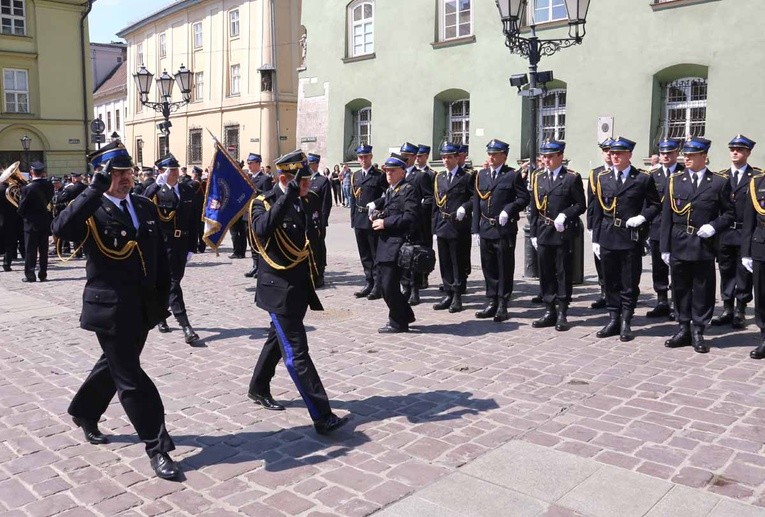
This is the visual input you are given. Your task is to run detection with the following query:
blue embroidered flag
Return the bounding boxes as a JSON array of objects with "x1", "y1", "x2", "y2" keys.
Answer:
[{"x1": 202, "y1": 141, "x2": 255, "y2": 252}]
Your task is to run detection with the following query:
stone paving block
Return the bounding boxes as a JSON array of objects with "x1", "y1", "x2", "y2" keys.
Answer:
[
  {"x1": 708, "y1": 499, "x2": 765, "y2": 517},
  {"x1": 374, "y1": 496, "x2": 464, "y2": 517},
  {"x1": 644, "y1": 485, "x2": 719, "y2": 517}
]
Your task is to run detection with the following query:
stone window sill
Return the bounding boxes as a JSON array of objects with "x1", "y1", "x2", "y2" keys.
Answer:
[
  {"x1": 651, "y1": 0, "x2": 721, "y2": 11},
  {"x1": 431, "y1": 35, "x2": 476, "y2": 50},
  {"x1": 342, "y1": 53, "x2": 376, "y2": 64}
]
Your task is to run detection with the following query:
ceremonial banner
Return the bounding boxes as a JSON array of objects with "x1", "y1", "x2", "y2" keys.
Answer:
[{"x1": 202, "y1": 137, "x2": 255, "y2": 253}]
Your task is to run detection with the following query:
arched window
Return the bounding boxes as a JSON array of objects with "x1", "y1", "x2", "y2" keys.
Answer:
[
  {"x1": 663, "y1": 77, "x2": 707, "y2": 139},
  {"x1": 448, "y1": 100, "x2": 470, "y2": 144},
  {"x1": 538, "y1": 89, "x2": 566, "y2": 141},
  {"x1": 344, "y1": 99, "x2": 372, "y2": 161},
  {"x1": 348, "y1": 1, "x2": 374, "y2": 58}
]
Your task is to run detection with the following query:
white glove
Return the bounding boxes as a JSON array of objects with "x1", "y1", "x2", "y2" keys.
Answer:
[
  {"x1": 531, "y1": 237, "x2": 538, "y2": 249},
  {"x1": 625, "y1": 215, "x2": 646, "y2": 228},
  {"x1": 456, "y1": 206, "x2": 466, "y2": 221},
  {"x1": 554, "y1": 213, "x2": 566, "y2": 233},
  {"x1": 186, "y1": 251, "x2": 193, "y2": 262},
  {"x1": 662, "y1": 252, "x2": 671, "y2": 265},
  {"x1": 472, "y1": 233, "x2": 480, "y2": 246},
  {"x1": 742, "y1": 257, "x2": 754, "y2": 273},
  {"x1": 499, "y1": 210, "x2": 509, "y2": 226},
  {"x1": 592, "y1": 243, "x2": 601, "y2": 260},
  {"x1": 366, "y1": 201, "x2": 376, "y2": 213},
  {"x1": 697, "y1": 224, "x2": 716, "y2": 239}
]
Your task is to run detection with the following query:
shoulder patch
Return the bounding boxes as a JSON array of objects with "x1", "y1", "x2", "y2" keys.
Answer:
[
  {"x1": 255, "y1": 194, "x2": 266, "y2": 202},
  {"x1": 597, "y1": 169, "x2": 612, "y2": 176},
  {"x1": 752, "y1": 166, "x2": 762, "y2": 173},
  {"x1": 671, "y1": 171, "x2": 685, "y2": 177},
  {"x1": 637, "y1": 168, "x2": 650, "y2": 175},
  {"x1": 567, "y1": 169, "x2": 579, "y2": 177},
  {"x1": 713, "y1": 170, "x2": 729, "y2": 178}
]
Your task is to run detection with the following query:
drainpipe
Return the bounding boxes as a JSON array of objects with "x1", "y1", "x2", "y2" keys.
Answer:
[
  {"x1": 270, "y1": 0, "x2": 281, "y2": 155},
  {"x1": 80, "y1": 0, "x2": 95, "y2": 161}
]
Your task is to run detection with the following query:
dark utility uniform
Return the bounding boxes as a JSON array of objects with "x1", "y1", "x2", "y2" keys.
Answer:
[
  {"x1": 433, "y1": 167, "x2": 473, "y2": 296},
  {"x1": 349, "y1": 166, "x2": 388, "y2": 289},
  {"x1": 586, "y1": 165, "x2": 609, "y2": 298},
  {"x1": 18, "y1": 178, "x2": 54, "y2": 280}
]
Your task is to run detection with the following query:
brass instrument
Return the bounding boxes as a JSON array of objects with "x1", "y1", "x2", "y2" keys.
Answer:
[{"x1": 0, "y1": 161, "x2": 27, "y2": 208}]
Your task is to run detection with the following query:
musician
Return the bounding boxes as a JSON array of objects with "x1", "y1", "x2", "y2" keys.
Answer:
[
  {"x1": 144, "y1": 154, "x2": 200, "y2": 344},
  {"x1": 369, "y1": 154, "x2": 418, "y2": 332},
  {"x1": 51, "y1": 141, "x2": 180, "y2": 479},
  {"x1": 349, "y1": 145, "x2": 388, "y2": 299},
  {"x1": 592, "y1": 137, "x2": 660, "y2": 342},
  {"x1": 586, "y1": 138, "x2": 614, "y2": 309},
  {"x1": 472, "y1": 139, "x2": 530, "y2": 322},
  {"x1": 307, "y1": 153, "x2": 332, "y2": 287},
  {"x1": 18, "y1": 161, "x2": 54, "y2": 282},
  {"x1": 432, "y1": 142, "x2": 474, "y2": 313},
  {"x1": 248, "y1": 150, "x2": 349, "y2": 435},
  {"x1": 529, "y1": 140, "x2": 586, "y2": 331},
  {"x1": 244, "y1": 153, "x2": 273, "y2": 276},
  {"x1": 661, "y1": 137, "x2": 734, "y2": 353},
  {"x1": 0, "y1": 163, "x2": 24, "y2": 271}
]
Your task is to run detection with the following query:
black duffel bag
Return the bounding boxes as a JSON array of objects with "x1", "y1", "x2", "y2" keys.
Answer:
[{"x1": 397, "y1": 243, "x2": 436, "y2": 274}]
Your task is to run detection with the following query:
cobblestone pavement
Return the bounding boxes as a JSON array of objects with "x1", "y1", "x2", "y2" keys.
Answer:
[{"x1": 0, "y1": 208, "x2": 764, "y2": 516}]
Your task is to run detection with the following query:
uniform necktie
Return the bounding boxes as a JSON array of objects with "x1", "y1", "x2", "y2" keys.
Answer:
[
  {"x1": 120, "y1": 199, "x2": 129, "y2": 214},
  {"x1": 734, "y1": 170, "x2": 741, "y2": 186},
  {"x1": 491, "y1": 169, "x2": 497, "y2": 182},
  {"x1": 691, "y1": 172, "x2": 698, "y2": 191},
  {"x1": 616, "y1": 171, "x2": 623, "y2": 189}
]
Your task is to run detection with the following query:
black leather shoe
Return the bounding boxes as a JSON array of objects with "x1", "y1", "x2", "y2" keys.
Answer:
[
  {"x1": 248, "y1": 392, "x2": 285, "y2": 411},
  {"x1": 531, "y1": 294, "x2": 544, "y2": 304},
  {"x1": 228, "y1": 253, "x2": 245, "y2": 259},
  {"x1": 448, "y1": 295, "x2": 463, "y2": 313},
  {"x1": 157, "y1": 320, "x2": 171, "y2": 333},
  {"x1": 493, "y1": 302, "x2": 509, "y2": 322},
  {"x1": 244, "y1": 267, "x2": 257, "y2": 278},
  {"x1": 646, "y1": 302, "x2": 670, "y2": 318},
  {"x1": 433, "y1": 296, "x2": 452, "y2": 311},
  {"x1": 732, "y1": 302, "x2": 746, "y2": 329},
  {"x1": 314, "y1": 413, "x2": 350, "y2": 435},
  {"x1": 532, "y1": 306, "x2": 557, "y2": 328},
  {"x1": 408, "y1": 289, "x2": 420, "y2": 306},
  {"x1": 692, "y1": 327, "x2": 708, "y2": 353},
  {"x1": 710, "y1": 303, "x2": 734, "y2": 326},
  {"x1": 665, "y1": 325, "x2": 692, "y2": 348},
  {"x1": 475, "y1": 302, "x2": 498, "y2": 319},
  {"x1": 2, "y1": 265, "x2": 11, "y2": 272},
  {"x1": 590, "y1": 290, "x2": 607, "y2": 309},
  {"x1": 182, "y1": 326, "x2": 199, "y2": 344},
  {"x1": 367, "y1": 288, "x2": 382, "y2": 300},
  {"x1": 750, "y1": 342, "x2": 765, "y2": 359},
  {"x1": 619, "y1": 311, "x2": 635, "y2": 342},
  {"x1": 596, "y1": 313, "x2": 620, "y2": 338},
  {"x1": 355, "y1": 283, "x2": 374, "y2": 298},
  {"x1": 22, "y1": 277, "x2": 35, "y2": 283},
  {"x1": 72, "y1": 416, "x2": 109, "y2": 445},
  {"x1": 150, "y1": 453, "x2": 180, "y2": 480},
  {"x1": 438, "y1": 284, "x2": 445, "y2": 292},
  {"x1": 378, "y1": 324, "x2": 409, "y2": 334}
]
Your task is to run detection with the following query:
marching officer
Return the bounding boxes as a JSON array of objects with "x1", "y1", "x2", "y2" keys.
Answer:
[
  {"x1": 710, "y1": 135, "x2": 758, "y2": 328},
  {"x1": 586, "y1": 138, "x2": 614, "y2": 309},
  {"x1": 244, "y1": 153, "x2": 274, "y2": 277},
  {"x1": 432, "y1": 142, "x2": 474, "y2": 313},
  {"x1": 591, "y1": 137, "x2": 661, "y2": 342},
  {"x1": 661, "y1": 137, "x2": 734, "y2": 353},
  {"x1": 307, "y1": 153, "x2": 332, "y2": 287},
  {"x1": 52, "y1": 141, "x2": 180, "y2": 479},
  {"x1": 741, "y1": 168, "x2": 765, "y2": 359},
  {"x1": 0, "y1": 163, "x2": 23, "y2": 271},
  {"x1": 646, "y1": 138, "x2": 684, "y2": 319},
  {"x1": 472, "y1": 139, "x2": 530, "y2": 322},
  {"x1": 248, "y1": 150, "x2": 349, "y2": 435},
  {"x1": 529, "y1": 140, "x2": 586, "y2": 332},
  {"x1": 369, "y1": 154, "x2": 419, "y2": 333},
  {"x1": 144, "y1": 154, "x2": 200, "y2": 344},
  {"x1": 349, "y1": 144, "x2": 388, "y2": 299},
  {"x1": 18, "y1": 161, "x2": 54, "y2": 282}
]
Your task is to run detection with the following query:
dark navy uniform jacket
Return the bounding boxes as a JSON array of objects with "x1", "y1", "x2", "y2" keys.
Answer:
[
  {"x1": 471, "y1": 164, "x2": 530, "y2": 239},
  {"x1": 648, "y1": 164, "x2": 684, "y2": 241},
  {"x1": 349, "y1": 166, "x2": 388, "y2": 230},
  {"x1": 18, "y1": 178, "x2": 54, "y2": 234},
  {"x1": 529, "y1": 167, "x2": 586, "y2": 246},
  {"x1": 371, "y1": 179, "x2": 419, "y2": 264},
  {"x1": 719, "y1": 164, "x2": 759, "y2": 247},
  {"x1": 432, "y1": 166, "x2": 473, "y2": 240},
  {"x1": 144, "y1": 181, "x2": 198, "y2": 254},
  {"x1": 742, "y1": 173, "x2": 765, "y2": 261}
]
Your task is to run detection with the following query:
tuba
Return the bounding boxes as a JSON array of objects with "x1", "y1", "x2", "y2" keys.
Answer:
[{"x1": 0, "y1": 161, "x2": 27, "y2": 208}]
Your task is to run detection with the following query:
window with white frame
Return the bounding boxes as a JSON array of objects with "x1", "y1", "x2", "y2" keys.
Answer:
[
  {"x1": 348, "y1": 0, "x2": 374, "y2": 57},
  {"x1": 538, "y1": 89, "x2": 566, "y2": 141},
  {"x1": 194, "y1": 72, "x2": 204, "y2": 101},
  {"x1": 159, "y1": 33, "x2": 167, "y2": 58},
  {"x1": 440, "y1": 0, "x2": 471, "y2": 41},
  {"x1": 229, "y1": 64, "x2": 240, "y2": 95},
  {"x1": 663, "y1": 77, "x2": 707, "y2": 139},
  {"x1": 447, "y1": 99, "x2": 470, "y2": 144},
  {"x1": 193, "y1": 22, "x2": 203, "y2": 49},
  {"x1": 107, "y1": 111, "x2": 112, "y2": 132},
  {"x1": 532, "y1": 0, "x2": 567, "y2": 24},
  {"x1": 136, "y1": 43, "x2": 144, "y2": 66},
  {"x1": 1, "y1": 0, "x2": 25, "y2": 36},
  {"x1": 224, "y1": 125, "x2": 240, "y2": 160},
  {"x1": 354, "y1": 107, "x2": 371, "y2": 146},
  {"x1": 188, "y1": 129, "x2": 203, "y2": 164},
  {"x1": 3, "y1": 68, "x2": 28, "y2": 113},
  {"x1": 229, "y1": 9, "x2": 240, "y2": 38},
  {"x1": 115, "y1": 108, "x2": 121, "y2": 131},
  {"x1": 158, "y1": 135, "x2": 168, "y2": 158}
]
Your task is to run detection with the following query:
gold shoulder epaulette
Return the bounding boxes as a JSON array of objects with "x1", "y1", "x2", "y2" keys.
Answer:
[
  {"x1": 637, "y1": 168, "x2": 650, "y2": 175},
  {"x1": 714, "y1": 169, "x2": 729, "y2": 178},
  {"x1": 597, "y1": 169, "x2": 612, "y2": 176},
  {"x1": 567, "y1": 169, "x2": 579, "y2": 177},
  {"x1": 255, "y1": 194, "x2": 266, "y2": 201},
  {"x1": 671, "y1": 170, "x2": 685, "y2": 177},
  {"x1": 752, "y1": 166, "x2": 762, "y2": 173}
]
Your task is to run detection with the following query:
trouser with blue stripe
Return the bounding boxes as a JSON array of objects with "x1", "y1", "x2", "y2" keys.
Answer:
[{"x1": 249, "y1": 312, "x2": 331, "y2": 421}]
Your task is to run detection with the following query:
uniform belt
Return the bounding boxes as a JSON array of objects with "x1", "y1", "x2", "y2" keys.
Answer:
[
  {"x1": 173, "y1": 229, "x2": 188, "y2": 238},
  {"x1": 731, "y1": 221, "x2": 743, "y2": 230},
  {"x1": 481, "y1": 213, "x2": 515, "y2": 226},
  {"x1": 541, "y1": 215, "x2": 555, "y2": 226},
  {"x1": 673, "y1": 223, "x2": 697, "y2": 235},
  {"x1": 356, "y1": 206, "x2": 368, "y2": 213},
  {"x1": 604, "y1": 214, "x2": 623, "y2": 227},
  {"x1": 439, "y1": 210, "x2": 454, "y2": 220}
]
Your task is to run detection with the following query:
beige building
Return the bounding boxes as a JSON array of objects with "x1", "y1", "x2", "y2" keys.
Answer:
[
  {"x1": 117, "y1": 0, "x2": 302, "y2": 169},
  {"x1": 0, "y1": 0, "x2": 94, "y2": 174}
]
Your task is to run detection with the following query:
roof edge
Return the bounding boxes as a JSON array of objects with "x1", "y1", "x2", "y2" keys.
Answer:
[{"x1": 116, "y1": 0, "x2": 205, "y2": 38}]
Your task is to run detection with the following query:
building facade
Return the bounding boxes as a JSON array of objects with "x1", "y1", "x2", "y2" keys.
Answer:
[
  {"x1": 93, "y1": 61, "x2": 127, "y2": 142},
  {"x1": 0, "y1": 0, "x2": 93, "y2": 174},
  {"x1": 298, "y1": 0, "x2": 765, "y2": 173},
  {"x1": 118, "y1": 0, "x2": 302, "y2": 169},
  {"x1": 90, "y1": 41, "x2": 126, "y2": 90}
]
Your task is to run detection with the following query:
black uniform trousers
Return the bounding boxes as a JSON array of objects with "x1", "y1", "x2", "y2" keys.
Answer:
[
  {"x1": 650, "y1": 239, "x2": 670, "y2": 293},
  {"x1": 460, "y1": 233, "x2": 472, "y2": 278},
  {"x1": 717, "y1": 243, "x2": 753, "y2": 304},
  {"x1": 593, "y1": 254, "x2": 604, "y2": 287},
  {"x1": 379, "y1": 261, "x2": 416, "y2": 329},
  {"x1": 538, "y1": 242, "x2": 574, "y2": 304},
  {"x1": 315, "y1": 227, "x2": 327, "y2": 276},
  {"x1": 437, "y1": 236, "x2": 468, "y2": 293},
  {"x1": 167, "y1": 241, "x2": 190, "y2": 325},
  {"x1": 753, "y1": 260, "x2": 765, "y2": 337},
  {"x1": 230, "y1": 217, "x2": 247, "y2": 256},
  {"x1": 418, "y1": 203, "x2": 434, "y2": 285},
  {"x1": 601, "y1": 246, "x2": 642, "y2": 312},
  {"x1": 248, "y1": 310, "x2": 331, "y2": 421},
  {"x1": 480, "y1": 236, "x2": 515, "y2": 302},
  {"x1": 197, "y1": 218, "x2": 206, "y2": 252},
  {"x1": 354, "y1": 228, "x2": 378, "y2": 285},
  {"x1": 670, "y1": 257, "x2": 716, "y2": 327},
  {"x1": 2, "y1": 225, "x2": 22, "y2": 268},
  {"x1": 68, "y1": 326, "x2": 174, "y2": 458},
  {"x1": 24, "y1": 229, "x2": 48, "y2": 279}
]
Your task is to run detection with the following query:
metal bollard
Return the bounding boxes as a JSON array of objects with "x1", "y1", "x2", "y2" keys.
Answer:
[
  {"x1": 572, "y1": 219, "x2": 584, "y2": 285},
  {"x1": 523, "y1": 224, "x2": 539, "y2": 278}
]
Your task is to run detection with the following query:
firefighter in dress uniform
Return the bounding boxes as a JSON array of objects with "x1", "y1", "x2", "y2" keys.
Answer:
[
  {"x1": 586, "y1": 138, "x2": 614, "y2": 309},
  {"x1": 741, "y1": 167, "x2": 765, "y2": 359},
  {"x1": 306, "y1": 153, "x2": 332, "y2": 288},
  {"x1": 244, "y1": 153, "x2": 274, "y2": 278}
]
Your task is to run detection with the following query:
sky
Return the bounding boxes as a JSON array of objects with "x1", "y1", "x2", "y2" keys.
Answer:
[{"x1": 88, "y1": 0, "x2": 171, "y2": 43}]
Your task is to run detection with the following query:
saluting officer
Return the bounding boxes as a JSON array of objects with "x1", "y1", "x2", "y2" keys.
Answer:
[
  {"x1": 432, "y1": 142, "x2": 474, "y2": 313},
  {"x1": 586, "y1": 138, "x2": 614, "y2": 309},
  {"x1": 592, "y1": 137, "x2": 661, "y2": 342},
  {"x1": 369, "y1": 154, "x2": 419, "y2": 333},
  {"x1": 741, "y1": 168, "x2": 765, "y2": 359},
  {"x1": 529, "y1": 140, "x2": 586, "y2": 332},
  {"x1": 349, "y1": 145, "x2": 388, "y2": 299},
  {"x1": 18, "y1": 161, "x2": 54, "y2": 282},
  {"x1": 248, "y1": 150, "x2": 349, "y2": 435},
  {"x1": 710, "y1": 135, "x2": 758, "y2": 328},
  {"x1": 646, "y1": 138, "x2": 684, "y2": 319},
  {"x1": 661, "y1": 137, "x2": 734, "y2": 353},
  {"x1": 472, "y1": 139, "x2": 530, "y2": 322},
  {"x1": 52, "y1": 141, "x2": 180, "y2": 479},
  {"x1": 144, "y1": 154, "x2": 200, "y2": 344},
  {"x1": 244, "y1": 153, "x2": 274, "y2": 278},
  {"x1": 307, "y1": 153, "x2": 332, "y2": 287},
  {"x1": 399, "y1": 142, "x2": 426, "y2": 305}
]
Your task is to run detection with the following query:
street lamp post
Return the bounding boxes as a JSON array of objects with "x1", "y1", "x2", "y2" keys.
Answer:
[
  {"x1": 132, "y1": 64, "x2": 193, "y2": 149},
  {"x1": 20, "y1": 135, "x2": 31, "y2": 171}
]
